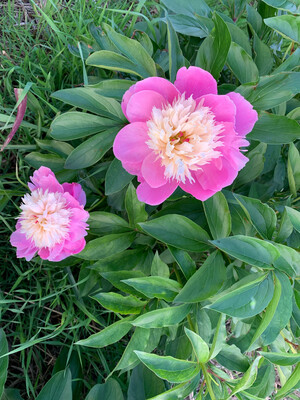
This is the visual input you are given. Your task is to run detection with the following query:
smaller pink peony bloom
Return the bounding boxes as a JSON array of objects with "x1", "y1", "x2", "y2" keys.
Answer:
[
  {"x1": 10, "y1": 166, "x2": 89, "y2": 262},
  {"x1": 113, "y1": 67, "x2": 258, "y2": 205}
]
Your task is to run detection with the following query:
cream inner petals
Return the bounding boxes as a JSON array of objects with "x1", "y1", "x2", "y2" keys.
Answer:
[
  {"x1": 146, "y1": 94, "x2": 224, "y2": 184},
  {"x1": 19, "y1": 189, "x2": 71, "y2": 249}
]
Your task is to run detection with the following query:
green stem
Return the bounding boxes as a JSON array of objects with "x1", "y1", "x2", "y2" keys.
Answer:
[{"x1": 200, "y1": 362, "x2": 216, "y2": 400}]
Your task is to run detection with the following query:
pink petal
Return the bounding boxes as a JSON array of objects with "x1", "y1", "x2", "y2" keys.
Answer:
[
  {"x1": 136, "y1": 180, "x2": 178, "y2": 205},
  {"x1": 227, "y1": 92, "x2": 258, "y2": 137},
  {"x1": 174, "y1": 67, "x2": 217, "y2": 99},
  {"x1": 121, "y1": 77, "x2": 180, "y2": 118},
  {"x1": 113, "y1": 122, "x2": 151, "y2": 163},
  {"x1": 70, "y1": 206, "x2": 90, "y2": 222},
  {"x1": 28, "y1": 166, "x2": 63, "y2": 193},
  {"x1": 38, "y1": 247, "x2": 50, "y2": 260},
  {"x1": 62, "y1": 182, "x2": 86, "y2": 206},
  {"x1": 198, "y1": 94, "x2": 236, "y2": 124},
  {"x1": 1, "y1": 88, "x2": 27, "y2": 151},
  {"x1": 122, "y1": 160, "x2": 142, "y2": 176},
  {"x1": 180, "y1": 175, "x2": 215, "y2": 201},
  {"x1": 141, "y1": 152, "x2": 167, "y2": 188},
  {"x1": 125, "y1": 90, "x2": 166, "y2": 123},
  {"x1": 196, "y1": 157, "x2": 238, "y2": 192},
  {"x1": 10, "y1": 230, "x2": 37, "y2": 261}
]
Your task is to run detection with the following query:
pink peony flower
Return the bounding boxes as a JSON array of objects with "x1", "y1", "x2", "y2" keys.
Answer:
[
  {"x1": 10, "y1": 167, "x2": 89, "y2": 262},
  {"x1": 113, "y1": 66, "x2": 258, "y2": 205}
]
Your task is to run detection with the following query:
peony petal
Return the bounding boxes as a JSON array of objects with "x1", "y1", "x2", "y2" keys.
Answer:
[
  {"x1": 136, "y1": 180, "x2": 178, "y2": 205},
  {"x1": 141, "y1": 152, "x2": 167, "y2": 188},
  {"x1": 113, "y1": 122, "x2": 151, "y2": 163},
  {"x1": 227, "y1": 92, "x2": 258, "y2": 137},
  {"x1": 122, "y1": 160, "x2": 142, "y2": 176},
  {"x1": 62, "y1": 182, "x2": 86, "y2": 206},
  {"x1": 198, "y1": 94, "x2": 236, "y2": 124},
  {"x1": 180, "y1": 174, "x2": 215, "y2": 201},
  {"x1": 10, "y1": 230, "x2": 37, "y2": 261},
  {"x1": 126, "y1": 90, "x2": 166, "y2": 123},
  {"x1": 196, "y1": 157, "x2": 238, "y2": 191},
  {"x1": 29, "y1": 166, "x2": 63, "y2": 193},
  {"x1": 174, "y1": 67, "x2": 217, "y2": 99},
  {"x1": 121, "y1": 77, "x2": 180, "y2": 117}
]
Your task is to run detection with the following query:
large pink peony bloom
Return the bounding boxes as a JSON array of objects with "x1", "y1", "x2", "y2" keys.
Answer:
[
  {"x1": 113, "y1": 67, "x2": 258, "y2": 205},
  {"x1": 10, "y1": 167, "x2": 89, "y2": 262}
]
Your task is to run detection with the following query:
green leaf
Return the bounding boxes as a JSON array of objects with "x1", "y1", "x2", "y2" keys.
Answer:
[
  {"x1": 274, "y1": 47, "x2": 300, "y2": 73},
  {"x1": 248, "y1": 113, "x2": 300, "y2": 144},
  {"x1": 184, "y1": 328, "x2": 209, "y2": 363},
  {"x1": 51, "y1": 88, "x2": 125, "y2": 121},
  {"x1": 88, "y1": 212, "x2": 130, "y2": 235},
  {"x1": 252, "y1": 29, "x2": 274, "y2": 76},
  {"x1": 64, "y1": 126, "x2": 119, "y2": 169},
  {"x1": 264, "y1": 15, "x2": 300, "y2": 43},
  {"x1": 288, "y1": 143, "x2": 300, "y2": 197},
  {"x1": 227, "y1": 357, "x2": 262, "y2": 399},
  {"x1": 285, "y1": 206, "x2": 300, "y2": 233},
  {"x1": 51, "y1": 112, "x2": 117, "y2": 141},
  {"x1": 196, "y1": 13, "x2": 231, "y2": 80},
  {"x1": 134, "y1": 351, "x2": 200, "y2": 384},
  {"x1": 236, "y1": 72, "x2": 300, "y2": 110},
  {"x1": 36, "y1": 369, "x2": 72, "y2": 400},
  {"x1": 227, "y1": 42, "x2": 259, "y2": 84},
  {"x1": 150, "y1": 252, "x2": 170, "y2": 278},
  {"x1": 35, "y1": 139, "x2": 73, "y2": 158},
  {"x1": 76, "y1": 316, "x2": 134, "y2": 348},
  {"x1": 204, "y1": 191, "x2": 231, "y2": 239},
  {"x1": 260, "y1": 352, "x2": 300, "y2": 366},
  {"x1": 85, "y1": 379, "x2": 124, "y2": 400},
  {"x1": 114, "y1": 327, "x2": 162, "y2": 373},
  {"x1": 262, "y1": 0, "x2": 300, "y2": 13},
  {"x1": 216, "y1": 344, "x2": 250, "y2": 372},
  {"x1": 132, "y1": 304, "x2": 191, "y2": 328},
  {"x1": 127, "y1": 364, "x2": 165, "y2": 400},
  {"x1": 0, "y1": 330, "x2": 8, "y2": 398},
  {"x1": 273, "y1": 243, "x2": 300, "y2": 277},
  {"x1": 101, "y1": 271, "x2": 146, "y2": 297},
  {"x1": 209, "y1": 313, "x2": 226, "y2": 359},
  {"x1": 168, "y1": 246, "x2": 196, "y2": 280},
  {"x1": 226, "y1": 23, "x2": 252, "y2": 55},
  {"x1": 92, "y1": 292, "x2": 147, "y2": 314},
  {"x1": 123, "y1": 276, "x2": 181, "y2": 302},
  {"x1": 274, "y1": 363, "x2": 300, "y2": 400},
  {"x1": 248, "y1": 273, "x2": 281, "y2": 349},
  {"x1": 235, "y1": 143, "x2": 267, "y2": 187},
  {"x1": 233, "y1": 194, "x2": 276, "y2": 240},
  {"x1": 76, "y1": 232, "x2": 136, "y2": 260},
  {"x1": 147, "y1": 374, "x2": 200, "y2": 400},
  {"x1": 87, "y1": 51, "x2": 148, "y2": 78},
  {"x1": 207, "y1": 273, "x2": 274, "y2": 318},
  {"x1": 25, "y1": 152, "x2": 65, "y2": 173},
  {"x1": 1, "y1": 389, "x2": 24, "y2": 400},
  {"x1": 245, "y1": 363, "x2": 275, "y2": 398},
  {"x1": 103, "y1": 24, "x2": 157, "y2": 78},
  {"x1": 125, "y1": 183, "x2": 148, "y2": 228},
  {"x1": 90, "y1": 249, "x2": 150, "y2": 273},
  {"x1": 139, "y1": 215, "x2": 210, "y2": 252},
  {"x1": 261, "y1": 271, "x2": 293, "y2": 344},
  {"x1": 105, "y1": 158, "x2": 133, "y2": 195},
  {"x1": 174, "y1": 251, "x2": 226, "y2": 303},
  {"x1": 160, "y1": 0, "x2": 211, "y2": 17},
  {"x1": 167, "y1": 14, "x2": 213, "y2": 38},
  {"x1": 211, "y1": 235, "x2": 280, "y2": 269},
  {"x1": 166, "y1": 17, "x2": 185, "y2": 82},
  {"x1": 90, "y1": 79, "x2": 134, "y2": 100}
]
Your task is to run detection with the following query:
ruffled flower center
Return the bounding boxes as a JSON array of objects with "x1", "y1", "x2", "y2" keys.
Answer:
[
  {"x1": 146, "y1": 94, "x2": 223, "y2": 183},
  {"x1": 19, "y1": 189, "x2": 71, "y2": 249}
]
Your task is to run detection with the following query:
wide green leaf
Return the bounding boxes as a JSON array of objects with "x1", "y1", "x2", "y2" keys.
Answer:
[
  {"x1": 227, "y1": 357, "x2": 262, "y2": 399},
  {"x1": 76, "y1": 316, "x2": 134, "y2": 348},
  {"x1": 76, "y1": 232, "x2": 136, "y2": 260},
  {"x1": 88, "y1": 211, "x2": 130, "y2": 235},
  {"x1": 211, "y1": 235, "x2": 280, "y2": 269},
  {"x1": 92, "y1": 292, "x2": 148, "y2": 314},
  {"x1": 36, "y1": 369, "x2": 72, "y2": 400},
  {"x1": 184, "y1": 328, "x2": 209, "y2": 363},
  {"x1": 260, "y1": 352, "x2": 300, "y2": 366},
  {"x1": 132, "y1": 304, "x2": 191, "y2": 328},
  {"x1": 134, "y1": 351, "x2": 200, "y2": 384},
  {"x1": 139, "y1": 215, "x2": 210, "y2": 252},
  {"x1": 248, "y1": 112, "x2": 300, "y2": 144},
  {"x1": 262, "y1": 0, "x2": 300, "y2": 13},
  {"x1": 196, "y1": 13, "x2": 231, "y2": 80},
  {"x1": 216, "y1": 344, "x2": 249, "y2": 372},
  {"x1": 274, "y1": 363, "x2": 300, "y2": 399},
  {"x1": 123, "y1": 276, "x2": 181, "y2": 302},
  {"x1": 51, "y1": 112, "x2": 117, "y2": 141},
  {"x1": 160, "y1": 0, "x2": 211, "y2": 17},
  {"x1": 168, "y1": 246, "x2": 196, "y2": 280},
  {"x1": 64, "y1": 127, "x2": 119, "y2": 169},
  {"x1": 167, "y1": 14, "x2": 213, "y2": 38},
  {"x1": 85, "y1": 379, "x2": 124, "y2": 400},
  {"x1": 101, "y1": 271, "x2": 146, "y2": 297},
  {"x1": 264, "y1": 15, "x2": 300, "y2": 43},
  {"x1": 204, "y1": 191, "x2": 231, "y2": 239},
  {"x1": 166, "y1": 18, "x2": 185, "y2": 82},
  {"x1": 105, "y1": 158, "x2": 133, "y2": 195},
  {"x1": 51, "y1": 87, "x2": 125, "y2": 121},
  {"x1": 25, "y1": 152, "x2": 65, "y2": 173},
  {"x1": 207, "y1": 273, "x2": 274, "y2": 318},
  {"x1": 285, "y1": 206, "x2": 300, "y2": 233},
  {"x1": 174, "y1": 251, "x2": 226, "y2": 303},
  {"x1": 227, "y1": 42, "x2": 259, "y2": 84},
  {"x1": 90, "y1": 79, "x2": 134, "y2": 100},
  {"x1": 125, "y1": 183, "x2": 148, "y2": 228}
]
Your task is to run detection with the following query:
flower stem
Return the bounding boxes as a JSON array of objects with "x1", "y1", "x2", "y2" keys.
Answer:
[{"x1": 200, "y1": 362, "x2": 216, "y2": 400}]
